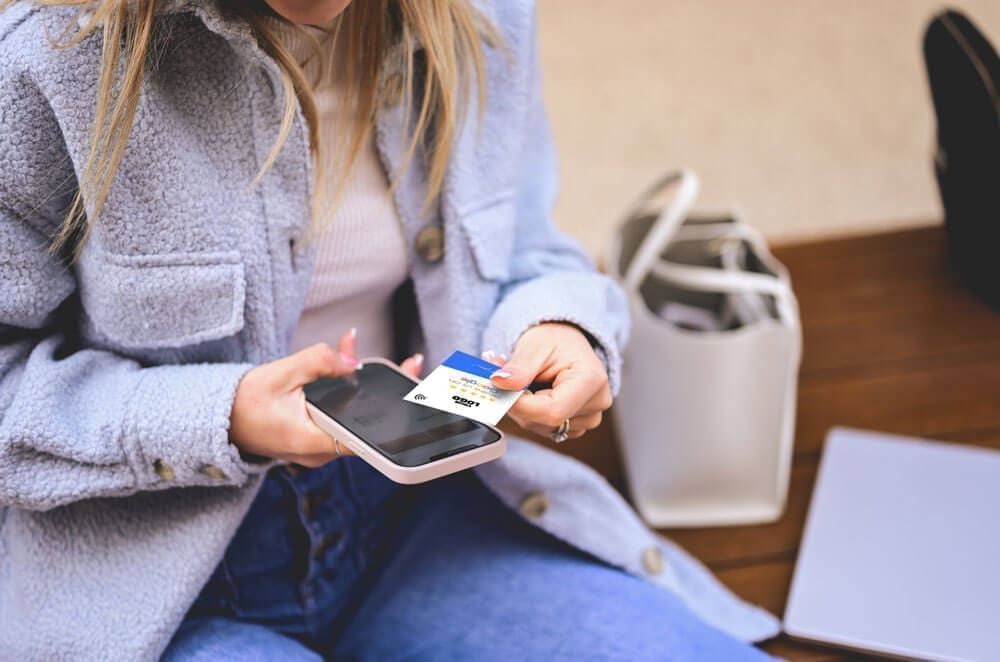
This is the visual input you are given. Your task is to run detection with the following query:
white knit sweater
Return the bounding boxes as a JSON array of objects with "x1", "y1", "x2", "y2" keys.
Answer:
[{"x1": 273, "y1": 21, "x2": 410, "y2": 359}]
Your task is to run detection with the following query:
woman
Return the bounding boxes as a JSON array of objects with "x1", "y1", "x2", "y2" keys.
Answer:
[{"x1": 0, "y1": 0, "x2": 778, "y2": 658}]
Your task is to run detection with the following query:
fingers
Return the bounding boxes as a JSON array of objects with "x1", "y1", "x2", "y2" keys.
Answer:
[
  {"x1": 293, "y1": 327, "x2": 358, "y2": 385},
  {"x1": 508, "y1": 391, "x2": 570, "y2": 429},
  {"x1": 278, "y1": 341, "x2": 360, "y2": 388},
  {"x1": 399, "y1": 353, "x2": 424, "y2": 378},
  {"x1": 484, "y1": 344, "x2": 610, "y2": 432},
  {"x1": 575, "y1": 384, "x2": 614, "y2": 416},
  {"x1": 565, "y1": 412, "x2": 603, "y2": 439},
  {"x1": 333, "y1": 436, "x2": 357, "y2": 458},
  {"x1": 287, "y1": 445, "x2": 351, "y2": 469},
  {"x1": 509, "y1": 386, "x2": 611, "y2": 427},
  {"x1": 508, "y1": 367, "x2": 603, "y2": 428},
  {"x1": 480, "y1": 350, "x2": 507, "y2": 366},
  {"x1": 338, "y1": 326, "x2": 358, "y2": 361},
  {"x1": 512, "y1": 411, "x2": 603, "y2": 441},
  {"x1": 289, "y1": 405, "x2": 357, "y2": 467},
  {"x1": 489, "y1": 341, "x2": 553, "y2": 391},
  {"x1": 504, "y1": 362, "x2": 611, "y2": 441},
  {"x1": 231, "y1": 330, "x2": 369, "y2": 465}
]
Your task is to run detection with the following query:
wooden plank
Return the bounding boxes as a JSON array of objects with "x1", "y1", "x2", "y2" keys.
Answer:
[
  {"x1": 799, "y1": 292, "x2": 1000, "y2": 378},
  {"x1": 774, "y1": 227, "x2": 952, "y2": 324},
  {"x1": 793, "y1": 357, "x2": 1000, "y2": 459},
  {"x1": 760, "y1": 638, "x2": 857, "y2": 662},
  {"x1": 775, "y1": 227, "x2": 1000, "y2": 377},
  {"x1": 717, "y1": 558, "x2": 795, "y2": 618},
  {"x1": 772, "y1": 226, "x2": 943, "y2": 268}
]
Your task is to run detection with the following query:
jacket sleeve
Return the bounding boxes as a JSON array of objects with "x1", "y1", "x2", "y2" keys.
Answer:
[
  {"x1": 479, "y1": 7, "x2": 630, "y2": 395},
  {"x1": 0, "y1": 33, "x2": 267, "y2": 512}
]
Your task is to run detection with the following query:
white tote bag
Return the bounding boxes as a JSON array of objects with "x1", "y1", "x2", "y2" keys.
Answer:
[{"x1": 607, "y1": 170, "x2": 802, "y2": 527}]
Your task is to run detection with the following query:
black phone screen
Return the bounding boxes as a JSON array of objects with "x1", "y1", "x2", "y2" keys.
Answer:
[{"x1": 304, "y1": 363, "x2": 502, "y2": 467}]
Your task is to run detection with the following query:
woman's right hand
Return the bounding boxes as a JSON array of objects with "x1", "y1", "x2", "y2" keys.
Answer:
[
  {"x1": 228, "y1": 329, "x2": 361, "y2": 467},
  {"x1": 228, "y1": 328, "x2": 425, "y2": 468}
]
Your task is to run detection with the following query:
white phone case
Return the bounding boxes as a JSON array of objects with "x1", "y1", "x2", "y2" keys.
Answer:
[{"x1": 305, "y1": 357, "x2": 506, "y2": 484}]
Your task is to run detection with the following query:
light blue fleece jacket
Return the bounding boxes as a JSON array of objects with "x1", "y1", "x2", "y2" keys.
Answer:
[{"x1": 0, "y1": 1, "x2": 779, "y2": 659}]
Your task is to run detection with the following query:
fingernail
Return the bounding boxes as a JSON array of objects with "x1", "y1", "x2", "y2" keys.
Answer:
[
  {"x1": 349, "y1": 326, "x2": 357, "y2": 338},
  {"x1": 341, "y1": 352, "x2": 359, "y2": 367},
  {"x1": 414, "y1": 353, "x2": 424, "y2": 364},
  {"x1": 491, "y1": 369, "x2": 511, "y2": 379},
  {"x1": 481, "y1": 350, "x2": 495, "y2": 360}
]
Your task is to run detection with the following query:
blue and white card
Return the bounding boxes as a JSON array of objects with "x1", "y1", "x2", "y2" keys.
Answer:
[{"x1": 403, "y1": 350, "x2": 524, "y2": 425}]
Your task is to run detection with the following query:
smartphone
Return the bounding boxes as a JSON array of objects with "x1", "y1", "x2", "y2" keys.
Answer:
[{"x1": 303, "y1": 357, "x2": 506, "y2": 484}]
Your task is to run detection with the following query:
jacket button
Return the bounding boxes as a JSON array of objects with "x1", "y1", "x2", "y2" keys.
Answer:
[
  {"x1": 519, "y1": 492, "x2": 549, "y2": 519},
  {"x1": 415, "y1": 226, "x2": 444, "y2": 263},
  {"x1": 154, "y1": 460, "x2": 175, "y2": 481},
  {"x1": 202, "y1": 465, "x2": 228, "y2": 481},
  {"x1": 642, "y1": 546, "x2": 666, "y2": 576}
]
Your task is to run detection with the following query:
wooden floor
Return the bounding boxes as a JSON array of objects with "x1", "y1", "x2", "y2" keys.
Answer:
[{"x1": 501, "y1": 225, "x2": 1000, "y2": 660}]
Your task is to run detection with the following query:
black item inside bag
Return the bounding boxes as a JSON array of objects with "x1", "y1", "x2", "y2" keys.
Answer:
[{"x1": 924, "y1": 10, "x2": 1000, "y2": 310}]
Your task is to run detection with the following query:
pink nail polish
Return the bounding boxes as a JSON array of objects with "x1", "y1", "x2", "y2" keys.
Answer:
[{"x1": 341, "y1": 352, "x2": 359, "y2": 367}]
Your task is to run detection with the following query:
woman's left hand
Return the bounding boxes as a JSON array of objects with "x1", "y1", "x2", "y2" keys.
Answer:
[{"x1": 485, "y1": 322, "x2": 613, "y2": 441}]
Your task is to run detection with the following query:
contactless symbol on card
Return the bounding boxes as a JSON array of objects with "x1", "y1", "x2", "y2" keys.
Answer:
[{"x1": 403, "y1": 350, "x2": 523, "y2": 425}]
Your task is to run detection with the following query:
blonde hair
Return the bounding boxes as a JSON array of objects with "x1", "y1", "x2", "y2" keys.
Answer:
[{"x1": 14, "y1": 0, "x2": 497, "y2": 258}]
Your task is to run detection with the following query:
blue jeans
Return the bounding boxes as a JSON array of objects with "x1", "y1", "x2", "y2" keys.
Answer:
[{"x1": 164, "y1": 458, "x2": 768, "y2": 661}]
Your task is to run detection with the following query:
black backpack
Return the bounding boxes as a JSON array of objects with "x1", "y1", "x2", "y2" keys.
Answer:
[{"x1": 923, "y1": 9, "x2": 1000, "y2": 310}]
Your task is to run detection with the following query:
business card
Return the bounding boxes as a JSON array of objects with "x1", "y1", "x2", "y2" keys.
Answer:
[{"x1": 403, "y1": 350, "x2": 523, "y2": 425}]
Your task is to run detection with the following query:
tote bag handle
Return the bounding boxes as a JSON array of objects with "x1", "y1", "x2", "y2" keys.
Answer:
[
  {"x1": 622, "y1": 169, "x2": 797, "y2": 325},
  {"x1": 622, "y1": 169, "x2": 700, "y2": 292}
]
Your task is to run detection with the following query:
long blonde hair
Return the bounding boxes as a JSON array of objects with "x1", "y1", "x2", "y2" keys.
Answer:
[{"x1": 16, "y1": 0, "x2": 497, "y2": 258}]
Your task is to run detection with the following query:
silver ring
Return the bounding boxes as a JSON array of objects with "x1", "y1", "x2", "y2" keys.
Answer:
[{"x1": 550, "y1": 418, "x2": 571, "y2": 444}]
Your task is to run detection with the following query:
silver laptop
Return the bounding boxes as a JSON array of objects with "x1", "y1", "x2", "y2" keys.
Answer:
[{"x1": 784, "y1": 428, "x2": 1000, "y2": 661}]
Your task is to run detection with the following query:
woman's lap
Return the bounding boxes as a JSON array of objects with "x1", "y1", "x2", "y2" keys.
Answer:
[
  {"x1": 165, "y1": 470, "x2": 767, "y2": 661},
  {"x1": 332, "y1": 473, "x2": 767, "y2": 661},
  {"x1": 163, "y1": 618, "x2": 322, "y2": 661}
]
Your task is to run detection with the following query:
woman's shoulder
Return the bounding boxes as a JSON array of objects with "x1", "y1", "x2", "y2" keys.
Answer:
[
  {"x1": 472, "y1": 0, "x2": 541, "y2": 93},
  {"x1": 479, "y1": 0, "x2": 539, "y2": 52},
  {"x1": 0, "y1": 3, "x2": 92, "y2": 224},
  {"x1": 0, "y1": 0, "x2": 36, "y2": 42},
  {"x1": 1, "y1": 3, "x2": 100, "y2": 80},
  {"x1": 1, "y1": 2, "x2": 44, "y2": 67}
]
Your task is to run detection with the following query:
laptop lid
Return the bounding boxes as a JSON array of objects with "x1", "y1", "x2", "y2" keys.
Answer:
[{"x1": 784, "y1": 428, "x2": 1000, "y2": 661}]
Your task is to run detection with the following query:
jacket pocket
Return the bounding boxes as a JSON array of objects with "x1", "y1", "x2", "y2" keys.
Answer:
[
  {"x1": 456, "y1": 197, "x2": 516, "y2": 282},
  {"x1": 78, "y1": 249, "x2": 246, "y2": 350}
]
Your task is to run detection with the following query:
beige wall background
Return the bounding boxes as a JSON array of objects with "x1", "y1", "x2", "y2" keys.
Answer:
[{"x1": 537, "y1": 1, "x2": 1000, "y2": 254}]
